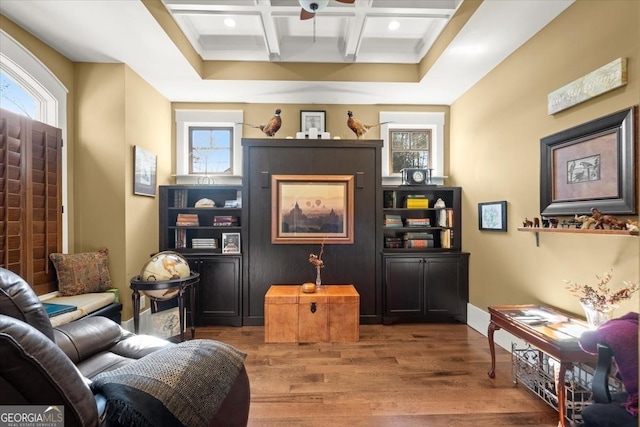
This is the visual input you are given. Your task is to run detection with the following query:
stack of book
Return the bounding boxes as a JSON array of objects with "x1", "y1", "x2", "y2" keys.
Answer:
[
  {"x1": 384, "y1": 236, "x2": 403, "y2": 248},
  {"x1": 176, "y1": 213, "x2": 199, "y2": 226},
  {"x1": 405, "y1": 217, "x2": 430, "y2": 227},
  {"x1": 173, "y1": 189, "x2": 188, "y2": 208},
  {"x1": 175, "y1": 229, "x2": 187, "y2": 248},
  {"x1": 405, "y1": 195, "x2": 429, "y2": 209},
  {"x1": 440, "y1": 229, "x2": 453, "y2": 249},
  {"x1": 192, "y1": 238, "x2": 217, "y2": 249},
  {"x1": 384, "y1": 214, "x2": 403, "y2": 228},
  {"x1": 403, "y1": 231, "x2": 434, "y2": 248},
  {"x1": 213, "y1": 216, "x2": 238, "y2": 227}
]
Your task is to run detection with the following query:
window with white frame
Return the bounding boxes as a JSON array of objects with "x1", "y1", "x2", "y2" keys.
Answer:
[
  {"x1": 380, "y1": 111, "x2": 445, "y2": 185},
  {"x1": 175, "y1": 110, "x2": 243, "y2": 185},
  {"x1": 389, "y1": 128, "x2": 432, "y2": 173},
  {"x1": 1, "y1": 30, "x2": 69, "y2": 250},
  {"x1": 188, "y1": 126, "x2": 234, "y2": 174}
]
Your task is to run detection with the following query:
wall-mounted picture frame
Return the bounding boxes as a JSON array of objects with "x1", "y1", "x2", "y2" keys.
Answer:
[
  {"x1": 133, "y1": 145, "x2": 157, "y2": 197},
  {"x1": 271, "y1": 174, "x2": 354, "y2": 244},
  {"x1": 478, "y1": 201, "x2": 507, "y2": 232},
  {"x1": 300, "y1": 110, "x2": 326, "y2": 133},
  {"x1": 222, "y1": 232, "x2": 241, "y2": 254},
  {"x1": 540, "y1": 106, "x2": 637, "y2": 216}
]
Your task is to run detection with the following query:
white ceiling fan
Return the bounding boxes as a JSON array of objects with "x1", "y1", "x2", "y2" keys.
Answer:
[
  {"x1": 298, "y1": 0, "x2": 355, "y2": 20},
  {"x1": 298, "y1": 0, "x2": 355, "y2": 42}
]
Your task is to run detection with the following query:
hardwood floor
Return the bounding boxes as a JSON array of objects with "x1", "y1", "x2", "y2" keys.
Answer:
[{"x1": 196, "y1": 323, "x2": 560, "y2": 426}]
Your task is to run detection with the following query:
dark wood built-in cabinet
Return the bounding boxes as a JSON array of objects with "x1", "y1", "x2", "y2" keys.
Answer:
[
  {"x1": 384, "y1": 253, "x2": 469, "y2": 324},
  {"x1": 159, "y1": 185, "x2": 243, "y2": 326},
  {"x1": 382, "y1": 186, "x2": 469, "y2": 324},
  {"x1": 158, "y1": 149, "x2": 470, "y2": 327}
]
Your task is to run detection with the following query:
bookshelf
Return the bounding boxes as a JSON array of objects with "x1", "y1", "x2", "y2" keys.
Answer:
[
  {"x1": 381, "y1": 186, "x2": 469, "y2": 324},
  {"x1": 158, "y1": 185, "x2": 243, "y2": 326}
]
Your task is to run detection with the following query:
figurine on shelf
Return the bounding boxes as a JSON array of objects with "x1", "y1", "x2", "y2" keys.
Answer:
[
  {"x1": 591, "y1": 208, "x2": 626, "y2": 230},
  {"x1": 626, "y1": 219, "x2": 639, "y2": 232},
  {"x1": 533, "y1": 217, "x2": 540, "y2": 228},
  {"x1": 575, "y1": 214, "x2": 596, "y2": 229},
  {"x1": 523, "y1": 218, "x2": 533, "y2": 227}
]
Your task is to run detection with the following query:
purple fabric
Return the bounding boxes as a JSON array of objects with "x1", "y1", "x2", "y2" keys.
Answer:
[{"x1": 579, "y1": 312, "x2": 638, "y2": 417}]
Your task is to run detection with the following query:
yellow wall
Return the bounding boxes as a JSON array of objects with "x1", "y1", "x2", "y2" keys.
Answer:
[
  {"x1": 73, "y1": 63, "x2": 171, "y2": 318},
  {"x1": 450, "y1": 0, "x2": 640, "y2": 317}
]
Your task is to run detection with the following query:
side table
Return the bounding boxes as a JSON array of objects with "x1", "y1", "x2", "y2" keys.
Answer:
[
  {"x1": 130, "y1": 272, "x2": 199, "y2": 342},
  {"x1": 487, "y1": 305, "x2": 596, "y2": 427}
]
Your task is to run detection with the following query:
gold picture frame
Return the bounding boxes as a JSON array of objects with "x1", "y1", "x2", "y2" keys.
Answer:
[{"x1": 271, "y1": 174, "x2": 354, "y2": 244}]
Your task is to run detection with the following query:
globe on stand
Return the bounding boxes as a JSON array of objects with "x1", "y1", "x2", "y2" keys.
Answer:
[{"x1": 139, "y1": 251, "x2": 191, "y2": 300}]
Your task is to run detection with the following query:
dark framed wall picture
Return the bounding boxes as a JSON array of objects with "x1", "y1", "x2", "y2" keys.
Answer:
[
  {"x1": 300, "y1": 110, "x2": 326, "y2": 133},
  {"x1": 271, "y1": 174, "x2": 354, "y2": 244},
  {"x1": 478, "y1": 201, "x2": 507, "y2": 231},
  {"x1": 133, "y1": 145, "x2": 157, "y2": 197},
  {"x1": 222, "y1": 232, "x2": 241, "y2": 254},
  {"x1": 540, "y1": 106, "x2": 637, "y2": 215}
]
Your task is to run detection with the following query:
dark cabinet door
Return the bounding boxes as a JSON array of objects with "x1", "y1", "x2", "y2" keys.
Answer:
[
  {"x1": 384, "y1": 256, "x2": 425, "y2": 322},
  {"x1": 383, "y1": 253, "x2": 469, "y2": 324},
  {"x1": 425, "y1": 255, "x2": 468, "y2": 321},
  {"x1": 186, "y1": 255, "x2": 242, "y2": 326}
]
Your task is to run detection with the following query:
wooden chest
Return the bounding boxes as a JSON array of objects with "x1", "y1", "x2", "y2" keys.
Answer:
[{"x1": 264, "y1": 285, "x2": 360, "y2": 343}]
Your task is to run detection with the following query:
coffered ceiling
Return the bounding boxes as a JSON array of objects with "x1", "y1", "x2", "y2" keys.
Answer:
[
  {"x1": 0, "y1": 0, "x2": 574, "y2": 105},
  {"x1": 163, "y1": 0, "x2": 460, "y2": 64}
]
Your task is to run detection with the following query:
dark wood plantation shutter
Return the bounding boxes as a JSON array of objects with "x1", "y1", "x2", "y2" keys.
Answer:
[{"x1": 1, "y1": 108, "x2": 62, "y2": 294}]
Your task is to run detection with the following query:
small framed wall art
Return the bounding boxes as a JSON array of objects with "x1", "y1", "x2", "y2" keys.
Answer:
[
  {"x1": 478, "y1": 201, "x2": 507, "y2": 232},
  {"x1": 133, "y1": 145, "x2": 157, "y2": 197},
  {"x1": 300, "y1": 110, "x2": 326, "y2": 134}
]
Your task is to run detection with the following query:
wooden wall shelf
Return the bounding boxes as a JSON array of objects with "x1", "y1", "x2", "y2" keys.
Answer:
[{"x1": 518, "y1": 227, "x2": 638, "y2": 246}]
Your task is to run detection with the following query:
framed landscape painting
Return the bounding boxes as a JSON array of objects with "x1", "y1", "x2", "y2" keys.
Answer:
[{"x1": 271, "y1": 174, "x2": 354, "y2": 244}]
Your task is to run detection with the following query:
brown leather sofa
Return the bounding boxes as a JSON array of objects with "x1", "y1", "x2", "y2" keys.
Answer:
[{"x1": 0, "y1": 267, "x2": 250, "y2": 426}]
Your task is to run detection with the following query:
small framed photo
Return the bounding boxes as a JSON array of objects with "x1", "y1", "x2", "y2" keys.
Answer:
[
  {"x1": 222, "y1": 233, "x2": 241, "y2": 254},
  {"x1": 478, "y1": 201, "x2": 507, "y2": 232},
  {"x1": 300, "y1": 110, "x2": 326, "y2": 133}
]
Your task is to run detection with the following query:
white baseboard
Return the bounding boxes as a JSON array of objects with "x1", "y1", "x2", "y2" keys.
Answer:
[{"x1": 467, "y1": 303, "x2": 527, "y2": 352}]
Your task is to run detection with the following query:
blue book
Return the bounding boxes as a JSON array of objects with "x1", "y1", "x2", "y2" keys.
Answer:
[{"x1": 42, "y1": 302, "x2": 77, "y2": 317}]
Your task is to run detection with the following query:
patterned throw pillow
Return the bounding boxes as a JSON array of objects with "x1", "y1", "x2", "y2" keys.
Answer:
[{"x1": 49, "y1": 248, "x2": 113, "y2": 296}]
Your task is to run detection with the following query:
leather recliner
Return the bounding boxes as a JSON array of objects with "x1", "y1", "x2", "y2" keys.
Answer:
[{"x1": 0, "y1": 267, "x2": 250, "y2": 426}]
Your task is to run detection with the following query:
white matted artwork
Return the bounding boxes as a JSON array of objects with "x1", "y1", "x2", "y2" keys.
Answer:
[{"x1": 151, "y1": 307, "x2": 182, "y2": 339}]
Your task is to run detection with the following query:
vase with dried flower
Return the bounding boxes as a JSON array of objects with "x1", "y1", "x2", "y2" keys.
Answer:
[
  {"x1": 308, "y1": 243, "x2": 325, "y2": 290},
  {"x1": 565, "y1": 269, "x2": 639, "y2": 329}
]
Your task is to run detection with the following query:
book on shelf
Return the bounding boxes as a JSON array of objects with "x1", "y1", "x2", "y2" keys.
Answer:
[
  {"x1": 403, "y1": 232, "x2": 434, "y2": 240},
  {"x1": 440, "y1": 229, "x2": 452, "y2": 248},
  {"x1": 175, "y1": 228, "x2": 187, "y2": 248},
  {"x1": 405, "y1": 195, "x2": 429, "y2": 209},
  {"x1": 385, "y1": 237, "x2": 403, "y2": 248},
  {"x1": 404, "y1": 239, "x2": 435, "y2": 248},
  {"x1": 173, "y1": 189, "x2": 188, "y2": 208},
  {"x1": 213, "y1": 216, "x2": 238, "y2": 226},
  {"x1": 176, "y1": 213, "x2": 199, "y2": 226},
  {"x1": 384, "y1": 214, "x2": 403, "y2": 227},
  {"x1": 437, "y1": 209, "x2": 454, "y2": 227},
  {"x1": 191, "y1": 238, "x2": 218, "y2": 249},
  {"x1": 383, "y1": 191, "x2": 396, "y2": 208},
  {"x1": 405, "y1": 218, "x2": 431, "y2": 227}
]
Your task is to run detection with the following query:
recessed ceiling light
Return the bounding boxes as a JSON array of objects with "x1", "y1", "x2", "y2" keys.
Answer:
[
  {"x1": 224, "y1": 18, "x2": 236, "y2": 28},
  {"x1": 388, "y1": 21, "x2": 400, "y2": 31}
]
